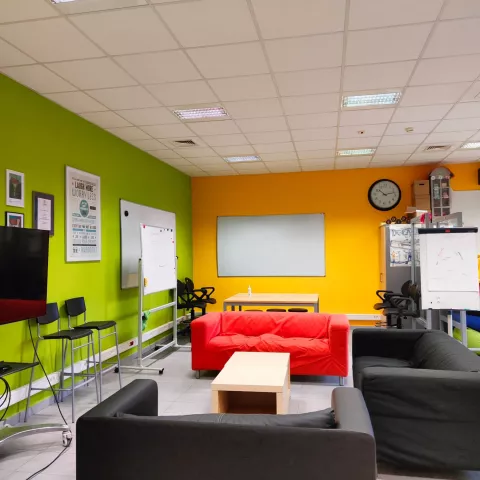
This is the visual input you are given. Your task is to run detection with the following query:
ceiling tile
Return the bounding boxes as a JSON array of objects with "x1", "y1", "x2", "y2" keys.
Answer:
[
  {"x1": 267, "y1": 162, "x2": 301, "y2": 172},
  {"x1": 338, "y1": 124, "x2": 387, "y2": 138},
  {"x1": 44, "y1": 91, "x2": 107, "y2": 113},
  {"x1": 142, "y1": 123, "x2": 195, "y2": 139},
  {"x1": 162, "y1": 137, "x2": 207, "y2": 149},
  {"x1": 116, "y1": 51, "x2": 200, "y2": 85},
  {"x1": 233, "y1": 162, "x2": 269, "y2": 171},
  {"x1": 51, "y1": 0, "x2": 148, "y2": 14},
  {"x1": 150, "y1": 149, "x2": 183, "y2": 160},
  {"x1": 369, "y1": 161, "x2": 406, "y2": 168},
  {"x1": 445, "y1": 150, "x2": 480, "y2": 161},
  {"x1": 443, "y1": 156, "x2": 480, "y2": 164},
  {"x1": 442, "y1": 0, "x2": 480, "y2": 20},
  {"x1": 376, "y1": 145, "x2": 419, "y2": 154},
  {"x1": 1, "y1": 65, "x2": 76, "y2": 93},
  {"x1": 337, "y1": 137, "x2": 381, "y2": 148},
  {"x1": 202, "y1": 134, "x2": 248, "y2": 147},
  {"x1": 209, "y1": 75, "x2": 277, "y2": 101},
  {"x1": 251, "y1": 0, "x2": 345, "y2": 39},
  {"x1": 80, "y1": 111, "x2": 131, "y2": 128},
  {"x1": 407, "y1": 152, "x2": 449, "y2": 161},
  {"x1": 117, "y1": 107, "x2": 178, "y2": 126},
  {"x1": 287, "y1": 112, "x2": 338, "y2": 129},
  {"x1": 70, "y1": 7, "x2": 178, "y2": 56},
  {"x1": 343, "y1": 61, "x2": 415, "y2": 91},
  {"x1": 446, "y1": 102, "x2": 480, "y2": 119},
  {"x1": 246, "y1": 131, "x2": 291, "y2": 144},
  {"x1": 87, "y1": 86, "x2": 160, "y2": 110},
  {"x1": 128, "y1": 139, "x2": 165, "y2": 151},
  {"x1": 199, "y1": 164, "x2": 235, "y2": 171},
  {"x1": 188, "y1": 120, "x2": 240, "y2": 136},
  {"x1": 297, "y1": 150, "x2": 336, "y2": 159},
  {"x1": 175, "y1": 146, "x2": 217, "y2": 158},
  {"x1": 295, "y1": 139, "x2": 336, "y2": 151},
  {"x1": 0, "y1": 18, "x2": 103, "y2": 62},
  {"x1": 223, "y1": 98, "x2": 283, "y2": 119},
  {"x1": 177, "y1": 166, "x2": 207, "y2": 176},
  {"x1": 0, "y1": 0, "x2": 58, "y2": 23},
  {"x1": 380, "y1": 134, "x2": 428, "y2": 146},
  {"x1": 372, "y1": 153, "x2": 411, "y2": 162},
  {"x1": 281, "y1": 94, "x2": 339, "y2": 115},
  {"x1": 214, "y1": 145, "x2": 256, "y2": 156},
  {"x1": 189, "y1": 157, "x2": 230, "y2": 166},
  {"x1": 410, "y1": 56, "x2": 480, "y2": 86},
  {"x1": 435, "y1": 118, "x2": 480, "y2": 132},
  {"x1": 340, "y1": 108, "x2": 394, "y2": 126},
  {"x1": 236, "y1": 117, "x2": 288, "y2": 133},
  {"x1": 291, "y1": 128, "x2": 337, "y2": 142},
  {"x1": 208, "y1": 171, "x2": 239, "y2": 176},
  {"x1": 405, "y1": 159, "x2": 441, "y2": 165},
  {"x1": 147, "y1": 81, "x2": 217, "y2": 106},
  {"x1": 47, "y1": 58, "x2": 136, "y2": 90},
  {"x1": 187, "y1": 43, "x2": 268, "y2": 78},
  {"x1": 275, "y1": 68, "x2": 341, "y2": 96},
  {"x1": 460, "y1": 83, "x2": 480, "y2": 102},
  {"x1": 401, "y1": 83, "x2": 470, "y2": 106},
  {"x1": 260, "y1": 152, "x2": 298, "y2": 162},
  {"x1": 300, "y1": 158, "x2": 335, "y2": 166},
  {"x1": 424, "y1": 18, "x2": 480, "y2": 57},
  {"x1": 107, "y1": 126, "x2": 151, "y2": 141},
  {"x1": 392, "y1": 104, "x2": 453, "y2": 122},
  {"x1": 0, "y1": 38, "x2": 35, "y2": 67},
  {"x1": 424, "y1": 131, "x2": 476, "y2": 143},
  {"x1": 349, "y1": 0, "x2": 442, "y2": 30},
  {"x1": 253, "y1": 142, "x2": 295, "y2": 153},
  {"x1": 346, "y1": 24, "x2": 432, "y2": 65},
  {"x1": 335, "y1": 157, "x2": 371, "y2": 169},
  {"x1": 157, "y1": 0, "x2": 257, "y2": 47},
  {"x1": 467, "y1": 131, "x2": 480, "y2": 141},
  {"x1": 265, "y1": 34, "x2": 343, "y2": 72},
  {"x1": 385, "y1": 121, "x2": 438, "y2": 136},
  {"x1": 301, "y1": 163, "x2": 334, "y2": 171}
]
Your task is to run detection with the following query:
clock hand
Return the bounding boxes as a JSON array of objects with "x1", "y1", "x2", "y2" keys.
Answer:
[{"x1": 379, "y1": 190, "x2": 388, "y2": 196}]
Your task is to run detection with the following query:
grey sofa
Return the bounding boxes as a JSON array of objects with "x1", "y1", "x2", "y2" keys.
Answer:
[
  {"x1": 77, "y1": 379, "x2": 376, "y2": 480},
  {"x1": 353, "y1": 328, "x2": 480, "y2": 470}
]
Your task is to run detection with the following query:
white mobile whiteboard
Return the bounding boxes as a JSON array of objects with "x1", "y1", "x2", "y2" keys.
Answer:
[
  {"x1": 451, "y1": 188, "x2": 480, "y2": 254},
  {"x1": 120, "y1": 200, "x2": 175, "y2": 289},
  {"x1": 419, "y1": 229, "x2": 479, "y2": 310},
  {"x1": 217, "y1": 214, "x2": 325, "y2": 277},
  {"x1": 140, "y1": 225, "x2": 176, "y2": 295}
]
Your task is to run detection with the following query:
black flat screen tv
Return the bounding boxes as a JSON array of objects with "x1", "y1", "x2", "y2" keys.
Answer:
[{"x1": 0, "y1": 226, "x2": 49, "y2": 324}]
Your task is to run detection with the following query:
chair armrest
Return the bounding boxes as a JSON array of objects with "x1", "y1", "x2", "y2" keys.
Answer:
[
  {"x1": 376, "y1": 289, "x2": 393, "y2": 301},
  {"x1": 361, "y1": 367, "x2": 480, "y2": 422},
  {"x1": 352, "y1": 328, "x2": 425, "y2": 360},
  {"x1": 328, "y1": 315, "x2": 349, "y2": 374},
  {"x1": 191, "y1": 312, "x2": 221, "y2": 346}
]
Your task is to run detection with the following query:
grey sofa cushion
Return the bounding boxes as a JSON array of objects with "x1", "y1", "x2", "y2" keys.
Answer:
[
  {"x1": 354, "y1": 356, "x2": 412, "y2": 389},
  {"x1": 117, "y1": 408, "x2": 335, "y2": 429}
]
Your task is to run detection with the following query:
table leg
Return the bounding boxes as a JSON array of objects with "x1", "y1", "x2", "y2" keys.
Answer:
[
  {"x1": 314, "y1": 301, "x2": 319, "y2": 313},
  {"x1": 460, "y1": 310, "x2": 468, "y2": 347},
  {"x1": 212, "y1": 390, "x2": 227, "y2": 413},
  {"x1": 239, "y1": 305, "x2": 242, "y2": 311}
]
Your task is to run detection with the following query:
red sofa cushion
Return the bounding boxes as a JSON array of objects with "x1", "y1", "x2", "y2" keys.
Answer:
[{"x1": 220, "y1": 311, "x2": 329, "y2": 339}]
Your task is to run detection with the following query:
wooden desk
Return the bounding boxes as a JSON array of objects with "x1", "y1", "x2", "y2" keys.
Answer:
[
  {"x1": 211, "y1": 352, "x2": 290, "y2": 414},
  {"x1": 223, "y1": 293, "x2": 319, "y2": 313}
]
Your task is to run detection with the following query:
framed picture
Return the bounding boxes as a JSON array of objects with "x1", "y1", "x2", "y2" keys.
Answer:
[
  {"x1": 6, "y1": 169, "x2": 25, "y2": 208},
  {"x1": 33, "y1": 191, "x2": 54, "y2": 236},
  {"x1": 65, "y1": 166, "x2": 101, "y2": 262},
  {"x1": 5, "y1": 211, "x2": 24, "y2": 228}
]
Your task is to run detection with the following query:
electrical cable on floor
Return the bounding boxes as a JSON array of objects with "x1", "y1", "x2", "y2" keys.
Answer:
[{"x1": 25, "y1": 446, "x2": 70, "y2": 480}]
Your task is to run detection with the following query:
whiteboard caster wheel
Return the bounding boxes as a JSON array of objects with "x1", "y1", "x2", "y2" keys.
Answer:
[
  {"x1": 159, "y1": 369, "x2": 164, "y2": 375},
  {"x1": 62, "y1": 430, "x2": 73, "y2": 447}
]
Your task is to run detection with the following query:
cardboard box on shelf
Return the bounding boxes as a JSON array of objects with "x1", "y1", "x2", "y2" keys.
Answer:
[
  {"x1": 414, "y1": 195, "x2": 431, "y2": 211},
  {"x1": 412, "y1": 180, "x2": 430, "y2": 196}
]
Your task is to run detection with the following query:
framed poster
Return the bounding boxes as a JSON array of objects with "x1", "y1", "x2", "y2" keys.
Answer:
[
  {"x1": 6, "y1": 169, "x2": 25, "y2": 208},
  {"x1": 33, "y1": 191, "x2": 54, "y2": 236},
  {"x1": 5, "y1": 211, "x2": 24, "y2": 228},
  {"x1": 66, "y1": 166, "x2": 101, "y2": 262}
]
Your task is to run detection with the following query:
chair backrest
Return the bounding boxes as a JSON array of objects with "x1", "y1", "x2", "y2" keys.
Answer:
[
  {"x1": 184, "y1": 277, "x2": 194, "y2": 293},
  {"x1": 65, "y1": 297, "x2": 86, "y2": 317},
  {"x1": 37, "y1": 302, "x2": 60, "y2": 325},
  {"x1": 400, "y1": 280, "x2": 412, "y2": 297}
]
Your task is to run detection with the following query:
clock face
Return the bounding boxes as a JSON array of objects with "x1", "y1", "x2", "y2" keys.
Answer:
[{"x1": 368, "y1": 179, "x2": 402, "y2": 211}]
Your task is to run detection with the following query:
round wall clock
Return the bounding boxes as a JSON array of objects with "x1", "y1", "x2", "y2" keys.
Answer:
[{"x1": 368, "y1": 179, "x2": 402, "y2": 211}]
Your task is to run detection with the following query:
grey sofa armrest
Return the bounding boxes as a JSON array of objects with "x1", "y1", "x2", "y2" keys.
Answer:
[
  {"x1": 332, "y1": 387, "x2": 374, "y2": 437},
  {"x1": 352, "y1": 328, "x2": 426, "y2": 360}
]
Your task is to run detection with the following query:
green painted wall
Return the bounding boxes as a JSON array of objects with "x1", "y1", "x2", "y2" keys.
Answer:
[{"x1": 0, "y1": 74, "x2": 192, "y2": 417}]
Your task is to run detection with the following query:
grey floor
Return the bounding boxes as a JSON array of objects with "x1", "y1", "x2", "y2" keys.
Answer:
[{"x1": 0, "y1": 347, "x2": 479, "y2": 480}]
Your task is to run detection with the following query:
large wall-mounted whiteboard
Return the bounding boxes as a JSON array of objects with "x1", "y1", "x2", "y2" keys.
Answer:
[
  {"x1": 451, "y1": 188, "x2": 480, "y2": 254},
  {"x1": 120, "y1": 200, "x2": 175, "y2": 289},
  {"x1": 217, "y1": 214, "x2": 325, "y2": 277}
]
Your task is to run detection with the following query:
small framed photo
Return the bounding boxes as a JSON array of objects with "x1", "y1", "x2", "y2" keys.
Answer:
[
  {"x1": 6, "y1": 169, "x2": 25, "y2": 208},
  {"x1": 33, "y1": 191, "x2": 54, "y2": 236},
  {"x1": 5, "y1": 212, "x2": 24, "y2": 228}
]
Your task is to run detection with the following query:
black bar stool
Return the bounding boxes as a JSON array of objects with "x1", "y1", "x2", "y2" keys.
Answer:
[
  {"x1": 288, "y1": 308, "x2": 309, "y2": 312},
  {"x1": 65, "y1": 297, "x2": 122, "y2": 402},
  {"x1": 25, "y1": 302, "x2": 99, "y2": 423},
  {"x1": 266, "y1": 308, "x2": 287, "y2": 312}
]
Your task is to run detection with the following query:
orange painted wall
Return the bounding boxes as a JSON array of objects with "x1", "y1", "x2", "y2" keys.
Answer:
[{"x1": 192, "y1": 162, "x2": 480, "y2": 315}]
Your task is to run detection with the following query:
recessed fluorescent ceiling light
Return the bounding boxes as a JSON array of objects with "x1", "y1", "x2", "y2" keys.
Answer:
[
  {"x1": 337, "y1": 148, "x2": 376, "y2": 156},
  {"x1": 461, "y1": 142, "x2": 480, "y2": 149},
  {"x1": 173, "y1": 107, "x2": 228, "y2": 121},
  {"x1": 343, "y1": 93, "x2": 401, "y2": 108},
  {"x1": 224, "y1": 156, "x2": 260, "y2": 163}
]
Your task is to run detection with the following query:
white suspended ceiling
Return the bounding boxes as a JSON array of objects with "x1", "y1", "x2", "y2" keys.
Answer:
[{"x1": 1, "y1": 0, "x2": 480, "y2": 177}]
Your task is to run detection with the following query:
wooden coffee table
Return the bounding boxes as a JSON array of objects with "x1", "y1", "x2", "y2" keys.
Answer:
[{"x1": 211, "y1": 352, "x2": 290, "y2": 415}]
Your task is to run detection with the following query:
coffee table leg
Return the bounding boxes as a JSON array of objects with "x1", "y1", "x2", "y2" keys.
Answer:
[{"x1": 212, "y1": 390, "x2": 228, "y2": 413}]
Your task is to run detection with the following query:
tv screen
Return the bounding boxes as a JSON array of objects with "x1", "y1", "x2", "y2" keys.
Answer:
[{"x1": 0, "y1": 226, "x2": 49, "y2": 324}]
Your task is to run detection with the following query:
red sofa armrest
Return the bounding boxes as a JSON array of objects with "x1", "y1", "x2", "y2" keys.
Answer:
[
  {"x1": 328, "y1": 314, "x2": 349, "y2": 375},
  {"x1": 191, "y1": 312, "x2": 221, "y2": 348}
]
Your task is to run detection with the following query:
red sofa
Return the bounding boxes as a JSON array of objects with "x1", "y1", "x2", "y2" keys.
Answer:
[{"x1": 191, "y1": 311, "x2": 349, "y2": 378}]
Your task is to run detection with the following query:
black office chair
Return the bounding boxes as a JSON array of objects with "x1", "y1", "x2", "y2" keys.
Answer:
[
  {"x1": 177, "y1": 279, "x2": 207, "y2": 320},
  {"x1": 65, "y1": 297, "x2": 122, "y2": 402},
  {"x1": 25, "y1": 302, "x2": 99, "y2": 423},
  {"x1": 185, "y1": 277, "x2": 217, "y2": 305},
  {"x1": 375, "y1": 281, "x2": 412, "y2": 327}
]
